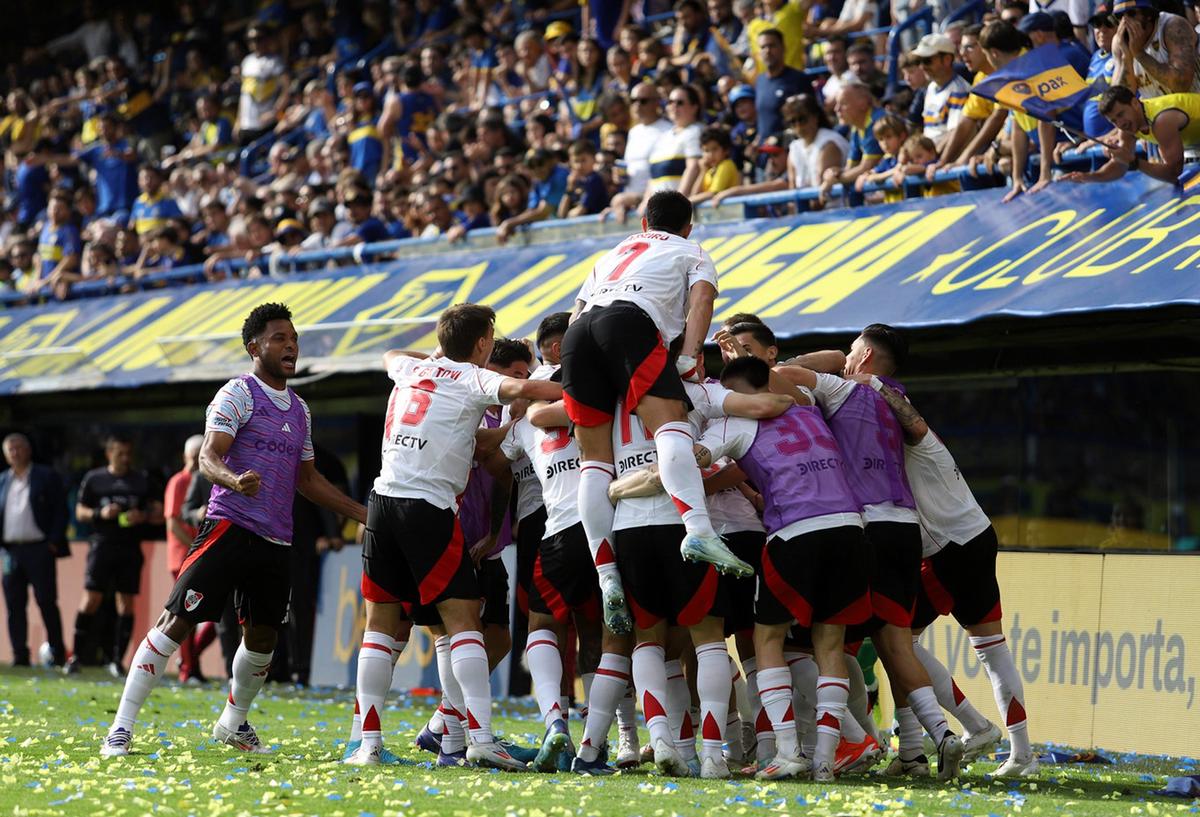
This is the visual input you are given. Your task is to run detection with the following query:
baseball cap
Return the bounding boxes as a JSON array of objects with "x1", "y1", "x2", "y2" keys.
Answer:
[
  {"x1": 1089, "y1": 0, "x2": 1115, "y2": 23},
  {"x1": 757, "y1": 133, "x2": 790, "y2": 155},
  {"x1": 729, "y1": 85, "x2": 755, "y2": 105},
  {"x1": 1113, "y1": 0, "x2": 1154, "y2": 13},
  {"x1": 1017, "y1": 11, "x2": 1056, "y2": 32},
  {"x1": 307, "y1": 198, "x2": 335, "y2": 217},
  {"x1": 911, "y1": 33, "x2": 957, "y2": 58},
  {"x1": 275, "y1": 218, "x2": 306, "y2": 237},
  {"x1": 352, "y1": 81, "x2": 374, "y2": 97},
  {"x1": 544, "y1": 20, "x2": 573, "y2": 41}
]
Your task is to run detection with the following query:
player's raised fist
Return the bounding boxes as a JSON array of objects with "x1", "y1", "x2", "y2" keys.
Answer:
[{"x1": 235, "y1": 470, "x2": 261, "y2": 496}]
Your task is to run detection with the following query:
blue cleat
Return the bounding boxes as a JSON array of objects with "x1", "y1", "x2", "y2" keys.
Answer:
[
  {"x1": 571, "y1": 754, "x2": 616, "y2": 775},
  {"x1": 342, "y1": 739, "x2": 362, "y2": 761},
  {"x1": 437, "y1": 748, "x2": 470, "y2": 767},
  {"x1": 415, "y1": 725, "x2": 442, "y2": 755},
  {"x1": 557, "y1": 735, "x2": 577, "y2": 771},
  {"x1": 533, "y1": 720, "x2": 571, "y2": 772},
  {"x1": 497, "y1": 738, "x2": 540, "y2": 765},
  {"x1": 379, "y1": 746, "x2": 414, "y2": 765},
  {"x1": 686, "y1": 755, "x2": 702, "y2": 777}
]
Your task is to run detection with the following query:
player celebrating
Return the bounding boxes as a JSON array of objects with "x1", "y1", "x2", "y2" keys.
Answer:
[
  {"x1": 861, "y1": 373, "x2": 1035, "y2": 777},
  {"x1": 351, "y1": 303, "x2": 560, "y2": 769},
  {"x1": 561, "y1": 190, "x2": 753, "y2": 630},
  {"x1": 101, "y1": 303, "x2": 368, "y2": 757}
]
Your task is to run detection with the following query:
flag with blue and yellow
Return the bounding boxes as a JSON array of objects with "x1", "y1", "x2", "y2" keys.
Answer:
[{"x1": 971, "y1": 44, "x2": 1092, "y2": 123}]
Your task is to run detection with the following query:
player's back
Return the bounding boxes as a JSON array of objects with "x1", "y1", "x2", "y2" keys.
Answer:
[
  {"x1": 502, "y1": 417, "x2": 582, "y2": 537},
  {"x1": 374, "y1": 355, "x2": 504, "y2": 510}
]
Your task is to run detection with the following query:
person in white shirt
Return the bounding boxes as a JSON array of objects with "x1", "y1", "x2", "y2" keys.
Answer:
[
  {"x1": 236, "y1": 26, "x2": 289, "y2": 144},
  {"x1": 350, "y1": 303, "x2": 560, "y2": 770},
  {"x1": 602, "y1": 82, "x2": 672, "y2": 222},
  {"x1": 911, "y1": 34, "x2": 971, "y2": 150},
  {"x1": 859, "y1": 374, "x2": 1038, "y2": 778}
]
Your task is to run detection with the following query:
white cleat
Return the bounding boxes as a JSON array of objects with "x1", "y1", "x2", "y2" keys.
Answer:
[
  {"x1": 616, "y1": 732, "x2": 641, "y2": 768},
  {"x1": 212, "y1": 720, "x2": 272, "y2": 753},
  {"x1": 962, "y1": 722, "x2": 1003, "y2": 762},
  {"x1": 700, "y1": 755, "x2": 731, "y2": 779},
  {"x1": 996, "y1": 753, "x2": 1040, "y2": 778},
  {"x1": 598, "y1": 571, "x2": 632, "y2": 635},
  {"x1": 680, "y1": 534, "x2": 754, "y2": 578},
  {"x1": 755, "y1": 752, "x2": 812, "y2": 780},
  {"x1": 812, "y1": 759, "x2": 835, "y2": 783},
  {"x1": 883, "y1": 754, "x2": 931, "y2": 777},
  {"x1": 100, "y1": 727, "x2": 132, "y2": 757},
  {"x1": 652, "y1": 738, "x2": 691, "y2": 777},
  {"x1": 467, "y1": 741, "x2": 529, "y2": 772},
  {"x1": 936, "y1": 733, "x2": 965, "y2": 780},
  {"x1": 343, "y1": 743, "x2": 383, "y2": 765}
]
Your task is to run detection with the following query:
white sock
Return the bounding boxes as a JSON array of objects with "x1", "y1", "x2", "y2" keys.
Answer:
[
  {"x1": 896, "y1": 705, "x2": 924, "y2": 761},
  {"x1": 526, "y1": 629, "x2": 565, "y2": 728},
  {"x1": 578, "y1": 461, "x2": 620, "y2": 577},
  {"x1": 631, "y1": 641, "x2": 673, "y2": 748},
  {"x1": 434, "y1": 636, "x2": 466, "y2": 754},
  {"x1": 908, "y1": 685, "x2": 952, "y2": 744},
  {"x1": 743, "y1": 656, "x2": 775, "y2": 760},
  {"x1": 971, "y1": 634, "x2": 1031, "y2": 760},
  {"x1": 112, "y1": 628, "x2": 181, "y2": 732},
  {"x1": 616, "y1": 684, "x2": 638, "y2": 742},
  {"x1": 664, "y1": 658, "x2": 696, "y2": 760},
  {"x1": 450, "y1": 631, "x2": 493, "y2": 745},
  {"x1": 914, "y1": 639, "x2": 991, "y2": 736},
  {"x1": 695, "y1": 642, "x2": 731, "y2": 764},
  {"x1": 786, "y1": 652, "x2": 817, "y2": 755},
  {"x1": 351, "y1": 637, "x2": 401, "y2": 745},
  {"x1": 653, "y1": 422, "x2": 716, "y2": 538},
  {"x1": 733, "y1": 658, "x2": 754, "y2": 723},
  {"x1": 579, "y1": 653, "x2": 629, "y2": 761},
  {"x1": 814, "y1": 675, "x2": 850, "y2": 767},
  {"x1": 354, "y1": 631, "x2": 395, "y2": 751},
  {"x1": 218, "y1": 642, "x2": 273, "y2": 732},
  {"x1": 756, "y1": 666, "x2": 799, "y2": 758},
  {"x1": 843, "y1": 652, "x2": 880, "y2": 743}
]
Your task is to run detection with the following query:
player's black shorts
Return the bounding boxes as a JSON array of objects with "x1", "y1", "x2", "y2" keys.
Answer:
[
  {"x1": 862, "y1": 520, "x2": 923, "y2": 629},
  {"x1": 164, "y1": 518, "x2": 291, "y2": 627},
  {"x1": 615, "y1": 524, "x2": 726, "y2": 629},
  {"x1": 756, "y1": 525, "x2": 872, "y2": 627},
  {"x1": 561, "y1": 300, "x2": 687, "y2": 427},
  {"x1": 85, "y1": 541, "x2": 144, "y2": 595},
  {"x1": 479, "y1": 556, "x2": 511, "y2": 628},
  {"x1": 360, "y1": 492, "x2": 479, "y2": 609},
  {"x1": 721, "y1": 530, "x2": 765, "y2": 636},
  {"x1": 911, "y1": 525, "x2": 1002, "y2": 630},
  {"x1": 529, "y1": 522, "x2": 601, "y2": 623},
  {"x1": 515, "y1": 506, "x2": 548, "y2": 615}
]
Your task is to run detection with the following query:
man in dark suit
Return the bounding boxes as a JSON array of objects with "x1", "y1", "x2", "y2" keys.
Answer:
[{"x1": 1, "y1": 433, "x2": 68, "y2": 667}]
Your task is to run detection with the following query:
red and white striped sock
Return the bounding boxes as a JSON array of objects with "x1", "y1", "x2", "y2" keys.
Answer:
[
  {"x1": 353, "y1": 638, "x2": 403, "y2": 744},
  {"x1": 914, "y1": 638, "x2": 991, "y2": 735},
  {"x1": 895, "y1": 705, "x2": 924, "y2": 761},
  {"x1": 354, "y1": 631, "x2": 395, "y2": 751},
  {"x1": 218, "y1": 642, "x2": 273, "y2": 733},
  {"x1": 526, "y1": 629, "x2": 565, "y2": 729},
  {"x1": 908, "y1": 685, "x2": 952, "y2": 744},
  {"x1": 579, "y1": 653, "x2": 630, "y2": 761},
  {"x1": 434, "y1": 636, "x2": 467, "y2": 754},
  {"x1": 578, "y1": 461, "x2": 620, "y2": 577},
  {"x1": 971, "y1": 634, "x2": 1031, "y2": 759},
  {"x1": 653, "y1": 422, "x2": 717, "y2": 538},
  {"x1": 814, "y1": 675, "x2": 850, "y2": 768},
  {"x1": 756, "y1": 666, "x2": 799, "y2": 758},
  {"x1": 450, "y1": 630, "x2": 493, "y2": 745},
  {"x1": 695, "y1": 641, "x2": 731, "y2": 764},
  {"x1": 632, "y1": 641, "x2": 673, "y2": 748},
  {"x1": 664, "y1": 658, "x2": 696, "y2": 760},
  {"x1": 113, "y1": 628, "x2": 180, "y2": 732}
]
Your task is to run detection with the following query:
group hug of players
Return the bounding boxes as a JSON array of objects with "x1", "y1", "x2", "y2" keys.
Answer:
[{"x1": 98, "y1": 190, "x2": 1037, "y2": 783}]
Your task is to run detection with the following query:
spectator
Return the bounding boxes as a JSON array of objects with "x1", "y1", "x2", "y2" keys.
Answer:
[
  {"x1": 67, "y1": 434, "x2": 163, "y2": 675},
  {"x1": 236, "y1": 25, "x2": 289, "y2": 144},
  {"x1": 130, "y1": 165, "x2": 183, "y2": 237},
  {"x1": 934, "y1": 23, "x2": 1002, "y2": 174},
  {"x1": 164, "y1": 95, "x2": 234, "y2": 169},
  {"x1": 821, "y1": 0, "x2": 879, "y2": 36},
  {"x1": 412, "y1": 190, "x2": 457, "y2": 238},
  {"x1": 7, "y1": 243, "x2": 37, "y2": 295},
  {"x1": 0, "y1": 432, "x2": 68, "y2": 668},
  {"x1": 846, "y1": 43, "x2": 888, "y2": 101},
  {"x1": 515, "y1": 29, "x2": 553, "y2": 93},
  {"x1": 163, "y1": 435, "x2": 211, "y2": 683},
  {"x1": 300, "y1": 198, "x2": 339, "y2": 251},
  {"x1": 81, "y1": 241, "x2": 121, "y2": 286},
  {"x1": 820, "y1": 82, "x2": 886, "y2": 201},
  {"x1": 335, "y1": 187, "x2": 390, "y2": 246},
  {"x1": 999, "y1": 1, "x2": 1028, "y2": 24},
  {"x1": 711, "y1": 131, "x2": 792, "y2": 207},
  {"x1": 495, "y1": 148, "x2": 570, "y2": 242},
  {"x1": 1032, "y1": 0, "x2": 1092, "y2": 43},
  {"x1": 602, "y1": 82, "x2": 670, "y2": 221},
  {"x1": 819, "y1": 37, "x2": 854, "y2": 112},
  {"x1": 1111, "y1": 0, "x2": 1200, "y2": 98},
  {"x1": 129, "y1": 226, "x2": 189, "y2": 281},
  {"x1": 911, "y1": 34, "x2": 971, "y2": 151},
  {"x1": 1066, "y1": 86, "x2": 1200, "y2": 184},
  {"x1": 1083, "y1": 4, "x2": 1118, "y2": 140},
  {"x1": 559, "y1": 38, "x2": 609, "y2": 141},
  {"x1": 491, "y1": 174, "x2": 531, "y2": 227},
  {"x1": 605, "y1": 45, "x2": 636, "y2": 93},
  {"x1": 558, "y1": 140, "x2": 612, "y2": 217},
  {"x1": 35, "y1": 189, "x2": 83, "y2": 300},
  {"x1": 445, "y1": 184, "x2": 491, "y2": 242},
  {"x1": 689, "y1": 126, "x2": 741, "y2": 203},
  {"x1": 856, "y1": 114, "x2": 910, "y2": 202},
  {"x1": 379, "y1": 65, "x2": 440, "y2": 173},
  {"x1": 641, "y1": 84, "x2": 704, "y2": 211},
  {"x1": 671, "y1": 0, "x2": 730, "y2": 75},
  {"x1": 1016, "y1": 13, "x2": 1089, "y2": 77},
  {"x1": 754, "y1": 29, "x2": 815, "y2": 142},
  {"x1": 345, "y1": 82, "x2": 384, "y2": 185},
  {"x1": 893, "y1": 54, "x2": 929, "y2": 129},
  {"x1": 13, "y1": 142, "x2": 51, "y2": 233},
  {"x1": 784, "y1": 94, "x2": 849, "y2": 190}
]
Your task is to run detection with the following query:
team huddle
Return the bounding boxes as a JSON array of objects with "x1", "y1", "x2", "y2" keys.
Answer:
[{"x1": 98, "y1": 190, "x2": 1037, "y2": 782}]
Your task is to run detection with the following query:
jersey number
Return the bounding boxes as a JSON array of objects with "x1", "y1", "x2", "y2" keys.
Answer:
[
  {"x1": 540, "y1": 427, "x2": 572, "y2": 453},
  {"x1": 604, "y1": 241, "x2": 650, "y2": 282},
  {"x1": 399, "y1": 379, "x2": 436, "y2": 426},
  {"x1": 773, "y1": 411, "x2": 839, "y2": 456}
]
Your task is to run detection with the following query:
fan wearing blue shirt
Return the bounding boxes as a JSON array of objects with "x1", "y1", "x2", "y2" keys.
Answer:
[
  {"x1": 165, "y1": 95, "x2": 234, "y2": 167},
  {"x1": 35, "y1": 190, "x2": 82, "y2": 298},
  {"x1": 495, "y1": 149, "x2": 569, "y2": 243},
  {"x1": 755, "y1": 28, "x2": 815, "y2": 141},
  {"x1": 130, "y1": 165, "x2": 184, "y2": 236},
  {"x1": 335, "y1": 188, "x2": 390, "y2": 246},
  {"x1": 347, "y1": 82, "x2": 384, "y2": 185},
  {"x1": 71, "y1": 113, "x2": 139, "y2": 219},
  {"x1": 558, "y1": 140, "x2": 612, "y2": 217},
  {"x1": 13, "y1": 144, "x2": 51, "y2": 231}
]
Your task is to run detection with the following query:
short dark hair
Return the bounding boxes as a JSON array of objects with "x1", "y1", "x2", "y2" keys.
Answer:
[
  {"x1": 730, "y1": 321, "x2": 777, "y2": 349},
  {"x1": 242, "y1": 302, "x2": 293, "y2": 349},
  {"x1": 645, "y1": 190, "x2": 692, "y2": 234},
  {"x1": 1099, "y1": 84, "x2": 1136, "y2": 115},
  {"x1": 980, "y1": 21, "x2": 1028, "y2": 53},
  {"x1": 536, "y1": 311, "x2": 570, "y2": 350},
  {"x1": 105, "y1": 433, "x2": 133, "y2": 450},
  {"x1": 720, "y1": 356, "x2": 771, "y2": 390},
  {"x1": 402, "y1": 65, "x2": 424, "y2": 88},
  {"x1": 437, "y1": 303, "x2": 495, "y2": 361},
  {"x1": 756, "y1": 27, "x2": 785, "y2": 46},
  {"x1": 569, "y1": 139, "x2": 595, "y2": 157},
  {"x1": 700, "y1": 126, "x2": 732, "y2": 151},
  {"x1": 860, "y1": 323, "x2": 908, "y2": 372},
  {"x1": 489, "y1": 337, "x2": 533, "y2": 368},
  {"x1": 847, "y1": 42, "x2": 875, "y2": 59},
  {"x1": 963, "y1": 23, "x2": 983, "y2": 38},
  {"x1": 723, "y1": 312, "x2": 763, "y2": 328}
]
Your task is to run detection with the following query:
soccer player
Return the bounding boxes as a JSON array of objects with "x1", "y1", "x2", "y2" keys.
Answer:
[
  {"x1": 777, "y1": 325, "x2": 966, "y2": 780},
  {"x1": 561, "y1": 190, "x2": 754, "y2": 635},
  {"x1": 69, "y1": 435, "x2": 163, "y2": 677},
  {"x1": 101, "y1": 303, "x2": 367, "y2": 757},
  {"x1": 605, "y1": 367, "x2": 792, "y2": 779},
  {"x1": 689, "y1": 356, "x2": 873, "y2": 782},
  {"x1": 860, "y1": 374, "x2": 1036, "y2": 777},
  {"x1": 352, "y1": 304, "x2": 560, "y2": 769}
]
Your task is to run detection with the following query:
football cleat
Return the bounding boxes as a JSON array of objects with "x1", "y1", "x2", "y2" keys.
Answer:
[
  {"x1": 936, "y1": 733, "x2": 965, "y2": 780},
  {"x1": 812, "y1": 759, "x2": 835, "y2": 782},
  {"x1": 834, "y1": 734, "x2": 883, "y2": 774},
  {"x1": 700, "y1": 755, "x2": 731, "y2": 779},
  {"x1": 467, "y1": 741, "x2": 529, "y2": 772},
  {"x1": 343, "y1": 743, "x2": 383, "y2": 765},
  {"x1": 996, "y1": 753, "x2": 1040, "y2": 778},
  {"x1": 598, "y1": 572, "x2": 632, "y2": 635},
  {"x1": 680, "y1": 534, "x2": 754, "y2": 578},
  {"x1": 437, "y1": 748, "x2": 470, "y2": 767},
  {"x1": 212, "y1": 720, "x2": 271, "y2": 753},
  {"x1": 100, "y1": 727, "x2": 132, "y2": 758},
  {"x1": 615, "y1": 732, "x2": 641, "y2": 768},
  {"x1": 571, "y1": 754, "x2": 616, "y2": 775},
  {"x1": 497, "y1": 738, "x2": 540, "y2": 765},
  {"x1": 533, "y1": 720, "x2": 571, "y2": 772},
  {"x1": 962, "y1": 722, "x2": 1002, "y2": 762},
  {"x1": 652, "y1": 738, "x2": 691, "y2": 777},
  {"x1": 415, "y1": 725, "x2": 443, "y2": 755},
  {"x1": 342, "y1": 739, "x2": 362, "y2": 760},
  {"x1": 883, "y1": 753, "x2": 931, "y2": 777},
  {"x1": 755, "y1": 752, "x2": 812, "y2": 780}
]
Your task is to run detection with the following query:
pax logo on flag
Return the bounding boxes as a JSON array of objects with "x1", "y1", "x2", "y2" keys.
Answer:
[{"x1": 184, "y1": 589, "x2": 204, "y2": 612}]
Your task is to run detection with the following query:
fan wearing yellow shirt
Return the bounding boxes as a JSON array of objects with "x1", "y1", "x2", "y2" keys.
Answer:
[
  {"x1": 747, "y1": 0, "x2": 812, "y2": 75},
  {"x1": 1064, "y1": 87, "x2": 1200, "y2": 183},
  {"x1": 927, "y1": 24, "x2": 1006, "y2": 182},
  {"x1": 689, "y1": 126, "x2": 743, "y2": 204}
]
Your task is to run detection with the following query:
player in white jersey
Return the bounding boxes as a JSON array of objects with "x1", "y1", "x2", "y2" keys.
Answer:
[
  {"x1": 604, "y1": 376, "x2": 792, "y2": 779},
  {"x1": 863, "y1": 375, "x2": 1036, "y2": 778},
  {"x1": 560, "y1": 191, "x2": 754, "y2": 634},
  {"x1": 349, "y1": 304, "x2": 560, "y2": 770}
]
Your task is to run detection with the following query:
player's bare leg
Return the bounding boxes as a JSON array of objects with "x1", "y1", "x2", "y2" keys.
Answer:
[
  {"x1": 911, "y1": 624, "x2": 1001, "y2": 762},
  {"x1": 635, "y1": 395, "x2": 752, "y2": 578}
]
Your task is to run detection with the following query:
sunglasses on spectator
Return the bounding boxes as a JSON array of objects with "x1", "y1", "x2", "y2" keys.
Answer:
[
  {"x1": 667, "y1": 98, "x2": 691, "y2": 106},
  {"x1": 632, "y1": 96, "x2": 658, "y2": 104}
]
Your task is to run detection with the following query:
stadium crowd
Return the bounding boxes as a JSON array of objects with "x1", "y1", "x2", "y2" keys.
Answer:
[{"x1": 2, "y1": 0, "x2": 1200, "y2": 303}]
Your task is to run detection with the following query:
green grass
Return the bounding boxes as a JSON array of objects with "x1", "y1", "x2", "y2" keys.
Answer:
[{"x1": 0, "y1": 667, "x2": 1196, "y2": 817}]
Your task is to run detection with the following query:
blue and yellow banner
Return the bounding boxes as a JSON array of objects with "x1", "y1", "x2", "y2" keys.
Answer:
[
  {"x1": 972, "y1": 44, "x2": 1091, "y2": 123},
  {"x1": 1, "y1": 174, "x2": 1199, "y2": 395}
]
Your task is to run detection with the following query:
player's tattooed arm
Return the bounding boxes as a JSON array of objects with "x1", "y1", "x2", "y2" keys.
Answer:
[
  {"x1": 1136, "y1": 15, "x2": 1197, "y2": 93},
  {"x1": 778, "y1": 350, "x2": 846, "y2": 374},
  {"x1": 850, "y1": 374, "x2": 930, "y2": 443},
  {"x1": 297, "y1": 459, "x2": 368, "y2": 524},
  {"x1": 693, "y1": 444, "x2": 714, "y2": 468},
  {"x1": 199, "y1": 430, "x2": 261, "y2": 497}
]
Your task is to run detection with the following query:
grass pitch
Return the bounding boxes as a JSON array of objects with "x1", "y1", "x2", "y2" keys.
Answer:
[{"x1": 0, "y1": 667, "x2": 1196, "y2": 817}]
